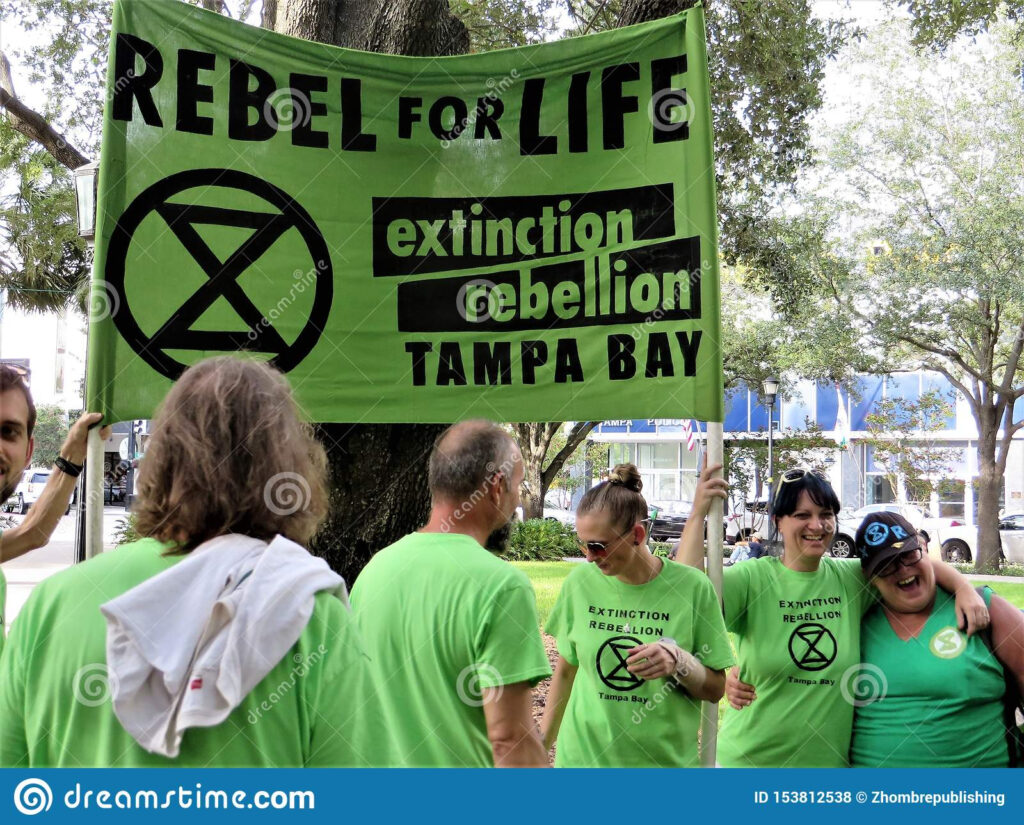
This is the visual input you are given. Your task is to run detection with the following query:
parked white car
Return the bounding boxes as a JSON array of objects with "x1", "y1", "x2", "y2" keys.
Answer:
[
  {"x1": 832, "y1": 503, "x2": 951, "y2": 559},
  {"x1": 832, "y1": 502, "x2": 1001, "y2": 564},
  {"x1": 3, "y1": 467, "x2": 63, "y2": 515}
]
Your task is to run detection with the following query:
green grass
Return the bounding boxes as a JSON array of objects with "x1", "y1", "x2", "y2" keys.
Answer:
[
  {"x1": 510, "y1": 561, "x2": 575, "y2": 625},
  {"x1": 976, "y1": 580, "x2": 1024, "y2": 609}
]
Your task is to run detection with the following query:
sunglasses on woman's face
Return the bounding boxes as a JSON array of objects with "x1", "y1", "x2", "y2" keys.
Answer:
[{"x1": 575, "y1": 522, "x2": 645, "y2": 555}]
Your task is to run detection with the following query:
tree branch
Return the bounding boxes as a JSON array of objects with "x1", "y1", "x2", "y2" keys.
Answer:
[
  {"x1": 540, "y1": 421, "x2": 599, "y2": 490},
  {"x1": 0, "y1": 51, "x2": 88, "y2": 170}
]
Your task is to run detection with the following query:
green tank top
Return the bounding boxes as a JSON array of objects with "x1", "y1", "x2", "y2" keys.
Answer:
[{"x1": 851, "y1": 587, "x2": 1009, "y2": 767}]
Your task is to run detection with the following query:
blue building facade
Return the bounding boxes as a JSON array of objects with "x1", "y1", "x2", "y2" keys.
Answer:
[{"x1": 589, "y1": 372, "x2": 1024, "y2": 521}]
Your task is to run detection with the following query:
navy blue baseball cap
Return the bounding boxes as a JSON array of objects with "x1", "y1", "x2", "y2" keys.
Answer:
[{"x1": 855, "y1": 512, "x2": 923, "y2": 578}]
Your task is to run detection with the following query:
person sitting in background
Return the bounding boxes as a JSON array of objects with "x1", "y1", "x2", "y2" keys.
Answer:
[
  {"x1": 849, "y1": 512, "x2": 1024, "y2": 767},
  {"x1": 0, "y1": 356, "x2": 373, "y2": 767},
  {"x1": 0, "y1": 364, "x2": 109, "y2": 653},
  {"x1": 746, "y1": 534, "x2": 765, "y2": 559}
]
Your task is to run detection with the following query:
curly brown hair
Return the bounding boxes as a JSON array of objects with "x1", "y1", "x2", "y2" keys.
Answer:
[{"x1": 133, "y1": 356, "x2": 328, "y2": 552}]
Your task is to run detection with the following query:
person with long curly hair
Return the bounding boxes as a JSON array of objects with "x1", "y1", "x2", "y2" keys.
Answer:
[{"x1": 0, "y1": 356, "x2": 373, "y2": 767}]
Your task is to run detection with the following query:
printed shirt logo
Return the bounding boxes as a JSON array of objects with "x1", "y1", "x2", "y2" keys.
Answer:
[
  {"x1": 596, "y1": 634, "x2": 644, "y2": 692},
  {"x1": 929, "y1": 626, "x2": 967, "y2": 659},
  {"x1": 788, "y1": 622, "x2": 838, "y2": 671}
]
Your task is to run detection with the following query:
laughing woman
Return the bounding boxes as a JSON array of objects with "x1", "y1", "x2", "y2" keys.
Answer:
[
  {"x1": 541, "y1": 464, "x2": 734, "y2": 767},
  {"x1": 679, "y1": 464, "x2": 988, "y2": 768}
]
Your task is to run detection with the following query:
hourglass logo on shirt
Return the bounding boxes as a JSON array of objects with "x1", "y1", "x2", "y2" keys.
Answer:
[
  {"x1": 929, "y1": 626, "x2": 966, "y2": 659},
  {"x1": 788, "y1": 623, "x2": 838, "y2": 671},
  {"x1": 596, "y1": 635, "x2": 645, "y2": 691}
]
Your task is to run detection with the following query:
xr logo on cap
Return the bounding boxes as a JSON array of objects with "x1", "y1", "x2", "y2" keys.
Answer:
[
  {"x1": 864, "y1": 523, "x2": 890, "y2": 546},
  {"x1": 105, "y1": 169, "x2": 333, "y2": 380},
  {"x1": 596, "y1": 634, "x2": 644, "y2": 692},
  {"x1": 788, "y1": 622, "x2": 838, "y2": 672}
]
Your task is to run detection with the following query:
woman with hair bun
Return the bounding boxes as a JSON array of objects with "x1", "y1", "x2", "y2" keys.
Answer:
[{"x1": 540, "y1": 464, "x2": 734, "y2": 767}]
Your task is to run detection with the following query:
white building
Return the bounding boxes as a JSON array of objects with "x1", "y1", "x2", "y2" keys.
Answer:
[{"x1": 589, "y1": 372, "x2": 1024, "y2": 524}]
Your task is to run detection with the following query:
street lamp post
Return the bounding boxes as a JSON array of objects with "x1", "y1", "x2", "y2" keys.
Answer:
[
  {"x1": 762, "y1": 377, "x2": 780, "y2": 497},
  {"x1": 73, "y1": 160, "x2": 101, "y2": 563}
]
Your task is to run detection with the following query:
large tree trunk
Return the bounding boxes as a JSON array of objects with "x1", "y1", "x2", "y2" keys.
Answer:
[
  {"x1": 275, "y1": 1, "x2": 468, "y2": 582},
  {"x1": 974, "y1": 410, "x2": 1002, "y2": 573}
]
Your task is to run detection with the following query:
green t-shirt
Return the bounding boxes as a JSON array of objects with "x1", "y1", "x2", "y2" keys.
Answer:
[
  {"x1": 545, "y1": 560, "x2": 733, "y2": 767},
  {"x1": 717, "y1": 556, "x2": 875, "y2": 768},
  {"x1": 0, "y1": 565, "x2": 6, "y2": 658},
  {"x1": 349, "y1": 531, "x2": 551, "y2": 767},
  {"x1": 0, "y1": 538, "x2": 374, "y2": 767},
  {"x1": 851, "y1": 587, "x2": 1008, "y2": 767}
]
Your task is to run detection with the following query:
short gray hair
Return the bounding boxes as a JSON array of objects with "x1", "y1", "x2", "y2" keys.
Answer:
[{"x1": 429, "y1": 420, "x2": 517, "y2": 502}]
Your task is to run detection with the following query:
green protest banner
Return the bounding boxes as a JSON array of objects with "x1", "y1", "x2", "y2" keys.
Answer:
[{"x1": 88, "y1": 0, "x2": 723, "y2": 424}]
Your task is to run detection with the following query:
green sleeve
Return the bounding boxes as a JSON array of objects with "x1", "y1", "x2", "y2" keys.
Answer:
[
  {"x1": 691, "y1": 574, "x2": 735, "y2": 672},
  {"x1": 303, "y1": 594, "x2": 377, "y2": 767},
  {"x1": 0, "y1": 568, "x2": 6, "y2": 658},
  {"x1": 474, "y1": 575, "x2": 551, "y2": 688},
  {"x1": 545, "y1": 574, "x2": 577, "y2": 666},
  {"x1": 835, "y1": 558, "x2": 878, "y2": 616},
  {"x1": 721, "y1": 561, "x2": 752, "y2": 634},
  {"x1": 0, "y1": 597, "x2": 30, "y2": 767}
]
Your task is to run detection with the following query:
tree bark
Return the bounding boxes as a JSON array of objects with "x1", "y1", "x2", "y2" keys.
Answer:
[
  {"x1": 974, "y1": 407, "x2": 1002, "y2": 572},
  {"x1": 617, "y1": 0, "x2": 698, "y2": 28},
  {"x1": 0, "y1": 51, "x2": 88, "y2": 170},
  {"x1": 274, "y1": 1, "x2": 468, "y2": 581}
]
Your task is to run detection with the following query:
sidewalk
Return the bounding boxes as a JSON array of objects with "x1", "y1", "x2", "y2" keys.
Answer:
[{"x1": 2, "y1": 507, "x2": 124, "y2": 627}]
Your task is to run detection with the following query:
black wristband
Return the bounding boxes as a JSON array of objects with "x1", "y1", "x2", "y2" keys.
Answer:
[{"x1": 55, "y1": 456, "x2": 83, "y2": 477}]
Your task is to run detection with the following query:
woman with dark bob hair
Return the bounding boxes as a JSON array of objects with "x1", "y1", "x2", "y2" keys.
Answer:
[
  {"x1": 679, "y1": 464, "x2": 987, "y2": 767},
  {"x1": 541, "y1": 463, "x2": 734, "y2": 767},
  {"x1": 0, "y1": 357, "x2": 373, "y2": 767}
]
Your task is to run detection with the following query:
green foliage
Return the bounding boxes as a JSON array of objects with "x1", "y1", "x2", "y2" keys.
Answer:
[
  {"x1": 29, "y1": 404, "x2": 68, "y2": 468},
  {"x1": 899, "y1": 0, "x2": 1024, "y2": 50},
  {"x1": 649, "y1": 541, "x2": 672, "y2": 559},
  {"x1": 111, "y1": 512, "x2": 140, "y2": 547},
  {"x1": 726, "y1": 420, "x2": 837, "y2": 505},
  {"x1": 863, "y1": 388, "x2": 958, "y2": 504},
  {"x1": 450, "y1": 0, "x2": 558, "y2": 50},
  {"x1": 0, "y1": 127, "x2": 87, "y2": 312},
  {"x1": 499, "y1": 517, "x2": 582, "y2": 561}
]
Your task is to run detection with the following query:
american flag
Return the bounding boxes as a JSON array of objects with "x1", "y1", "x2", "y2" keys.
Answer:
[{"x1": 682, "y1": 419, "x2": 697, "y2": 452}]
